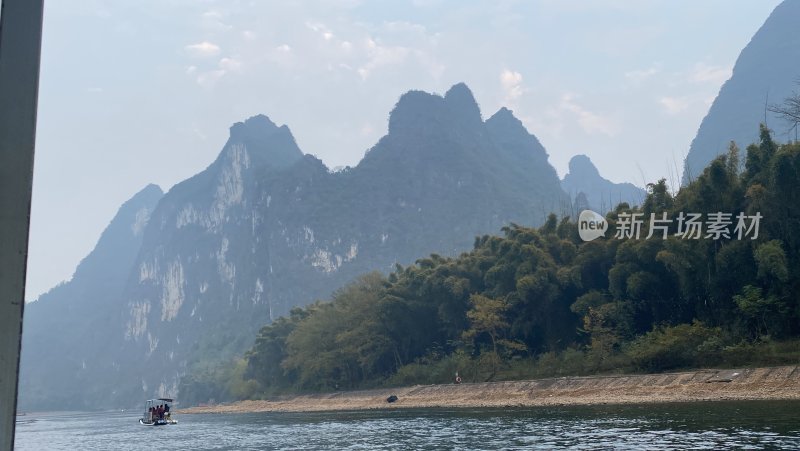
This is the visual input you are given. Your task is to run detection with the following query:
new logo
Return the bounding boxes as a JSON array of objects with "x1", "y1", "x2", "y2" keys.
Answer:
[{"x1": 578, "y1": 210, "x2": 608, "y2": 242}]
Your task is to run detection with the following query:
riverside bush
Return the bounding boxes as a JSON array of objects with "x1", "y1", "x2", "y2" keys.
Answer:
[{"x1": 625, "y1": 322, "x2": 724, "y2": 372}]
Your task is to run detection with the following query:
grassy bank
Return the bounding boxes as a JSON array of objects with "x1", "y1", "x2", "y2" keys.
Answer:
[{"x1": 385, "y1": 336, "x2": 800, "y2": 388}]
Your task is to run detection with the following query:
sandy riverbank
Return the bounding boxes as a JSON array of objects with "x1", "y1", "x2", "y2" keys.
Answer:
[{"x1": 178, "y1": 365, "x2": 800, "y2": 414}]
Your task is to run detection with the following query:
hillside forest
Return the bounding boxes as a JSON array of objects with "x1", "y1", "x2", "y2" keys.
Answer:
[{"x1": 180, "y1": 125, "x2": 800, "y2": 404}]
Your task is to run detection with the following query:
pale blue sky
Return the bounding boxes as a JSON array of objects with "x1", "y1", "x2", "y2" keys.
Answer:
[{"x1": 28, "y1": 0, "x2": 783, "y2": 300}]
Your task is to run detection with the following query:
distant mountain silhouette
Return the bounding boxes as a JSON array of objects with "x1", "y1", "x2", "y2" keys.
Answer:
[
  {"x1": 683, "y1": 0, "x2": 800, "y2": 184},
  {"x1": 20, "y1": 184, "x2": 163, "y2": 409},
  {"x1": 20, "y1": 83, "x2": 573, "y2": 410},
  {"x1": 562, "y1": 155, "x2": 645, "y2": 212}
]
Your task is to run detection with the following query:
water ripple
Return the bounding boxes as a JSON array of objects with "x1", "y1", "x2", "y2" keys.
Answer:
[{"x1": 15, "y1": 401, "x2": 800, "y2": 450}]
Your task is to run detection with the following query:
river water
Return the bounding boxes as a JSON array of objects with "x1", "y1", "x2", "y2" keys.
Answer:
[{"x1": 14, "y1": 401, "x2": 800, "y2": 450}]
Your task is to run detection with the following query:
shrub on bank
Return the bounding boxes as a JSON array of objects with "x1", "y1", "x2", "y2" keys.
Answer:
[{"x1": 625, "y1": 322, "x2": 725, "y2": 372}]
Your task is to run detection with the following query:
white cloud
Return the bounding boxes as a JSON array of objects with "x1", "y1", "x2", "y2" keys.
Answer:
[
  {"x1": 200, "y1": 9, "x2": 232, "y2": 31},
  {"x1": 196, "y1": 69, "x2": 226, "y2": 88},
  {"x1": 357, "y1": 38, "x2": 411, "y2": 81},
  {"x1": 265, "y1": 44, "x2": 295, "y2": 68},
  {"x1": 559, "y1": 93, "x2": 619, "y2": 137},
  {"x1": 624, "y1": 64, "x2": 661, "y2": 84},
  {"x1": 185, "y1": 41, "x2": 221, "y2": 57},
  {"x1": 191, "y1": 56, "x2": 244, "y2": 87},
  {"x1": 219, "y1": 57, "x2": 242, "y2": 72},
  {"x1": 689, "y1": 62, "x2": 731, "y2": 84},
  {"x1": 262, "y1": 16, "x2": 440, "y2": 83},
  {"x1": 305, "y1": 21, "x2": 331, "y2": 37},
  {"x1": 500, "y1": 69, "x2": 524, "y2": 102},
  {"x1": 658, "y1": 96, "x2": 690, "y2": 115}
]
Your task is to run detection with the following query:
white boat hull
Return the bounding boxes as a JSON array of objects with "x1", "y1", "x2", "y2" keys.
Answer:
[{"x1": 139, "y1": 418, "x2": 177, "y2": 426}]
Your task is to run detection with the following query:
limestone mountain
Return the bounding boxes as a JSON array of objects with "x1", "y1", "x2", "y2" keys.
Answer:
[
  {"x1": 19, "y1": 83, "x2": 569, "y2": 410},
  {"x1": 19, "y1": 184, "x2": 163, "y2": 409},
  {"x1": 683, "y1": 0, "x2": 800, "y2": 184},
  {"x1": 561, "y1": 155, "x2": 645, "y2": 212}
]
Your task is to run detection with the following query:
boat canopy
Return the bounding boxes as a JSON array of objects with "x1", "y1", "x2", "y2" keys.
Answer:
[{"x1": 144, "y1": 398, "x2": 174, "y2": 410}]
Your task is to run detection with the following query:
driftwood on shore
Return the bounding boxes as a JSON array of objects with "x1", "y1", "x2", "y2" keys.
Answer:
[{"x1": 179, "y1": 365, "x2": 800, "y2": 414}]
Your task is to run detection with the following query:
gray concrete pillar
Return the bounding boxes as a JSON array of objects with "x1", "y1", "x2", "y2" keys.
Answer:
[{"x1": 0, "y1": 0, "x2": 44, "y2": 448}]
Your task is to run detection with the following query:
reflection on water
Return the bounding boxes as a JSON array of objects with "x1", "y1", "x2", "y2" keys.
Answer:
[{"x1": 15, "y1": 401, "x2": 800, "y2": 450}]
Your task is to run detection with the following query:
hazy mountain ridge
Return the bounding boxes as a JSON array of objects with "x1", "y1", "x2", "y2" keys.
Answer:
[
  {"x1": 683, "y1": 0, "x2": 800, "y2": 184},
  {"x1": 21, "y1": 83, "x2": 572, "y2": 410},
  {"x1": 561, "y1": 155, "x2": 646, "y2": 212},
  {"x1": 19, "y1": 184, "x2": 164, "y2": 409}
]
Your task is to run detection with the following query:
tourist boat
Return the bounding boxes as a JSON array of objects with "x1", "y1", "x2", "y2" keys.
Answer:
[{"x1": 139, "y1": 398, "x2": 178, "y2": 425}]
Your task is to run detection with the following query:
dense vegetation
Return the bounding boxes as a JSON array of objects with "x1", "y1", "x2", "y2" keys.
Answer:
[{"x1": 180, "y1": 126, "x2": 800, "y2": 404}]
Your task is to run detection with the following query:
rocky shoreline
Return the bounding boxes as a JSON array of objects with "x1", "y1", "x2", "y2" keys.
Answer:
[{"x1": 178, "y1": 365, "x2": 800, "y2": 414}]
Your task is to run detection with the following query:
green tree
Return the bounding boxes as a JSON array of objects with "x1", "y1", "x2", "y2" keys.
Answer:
[
  {"x1": 282, "y1": 273, "x2": 391, "y2": 390},
  {"x1": 734, "y1": 285, "x2": 780, "y2": 337},
  {"x1": 582, "y1": 302, "x2": 633, "y2": 356},
  {"x1": 462, "y1": 293, "x2": 526, "y2": 379},
  {"x1": 245, "y1": 307, "x2": 308, "y2": 392}
]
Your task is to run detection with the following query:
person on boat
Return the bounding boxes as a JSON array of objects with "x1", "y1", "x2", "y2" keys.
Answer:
[{"x1": 164, "y1": 403, "x2": 170, "y2": 419}]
